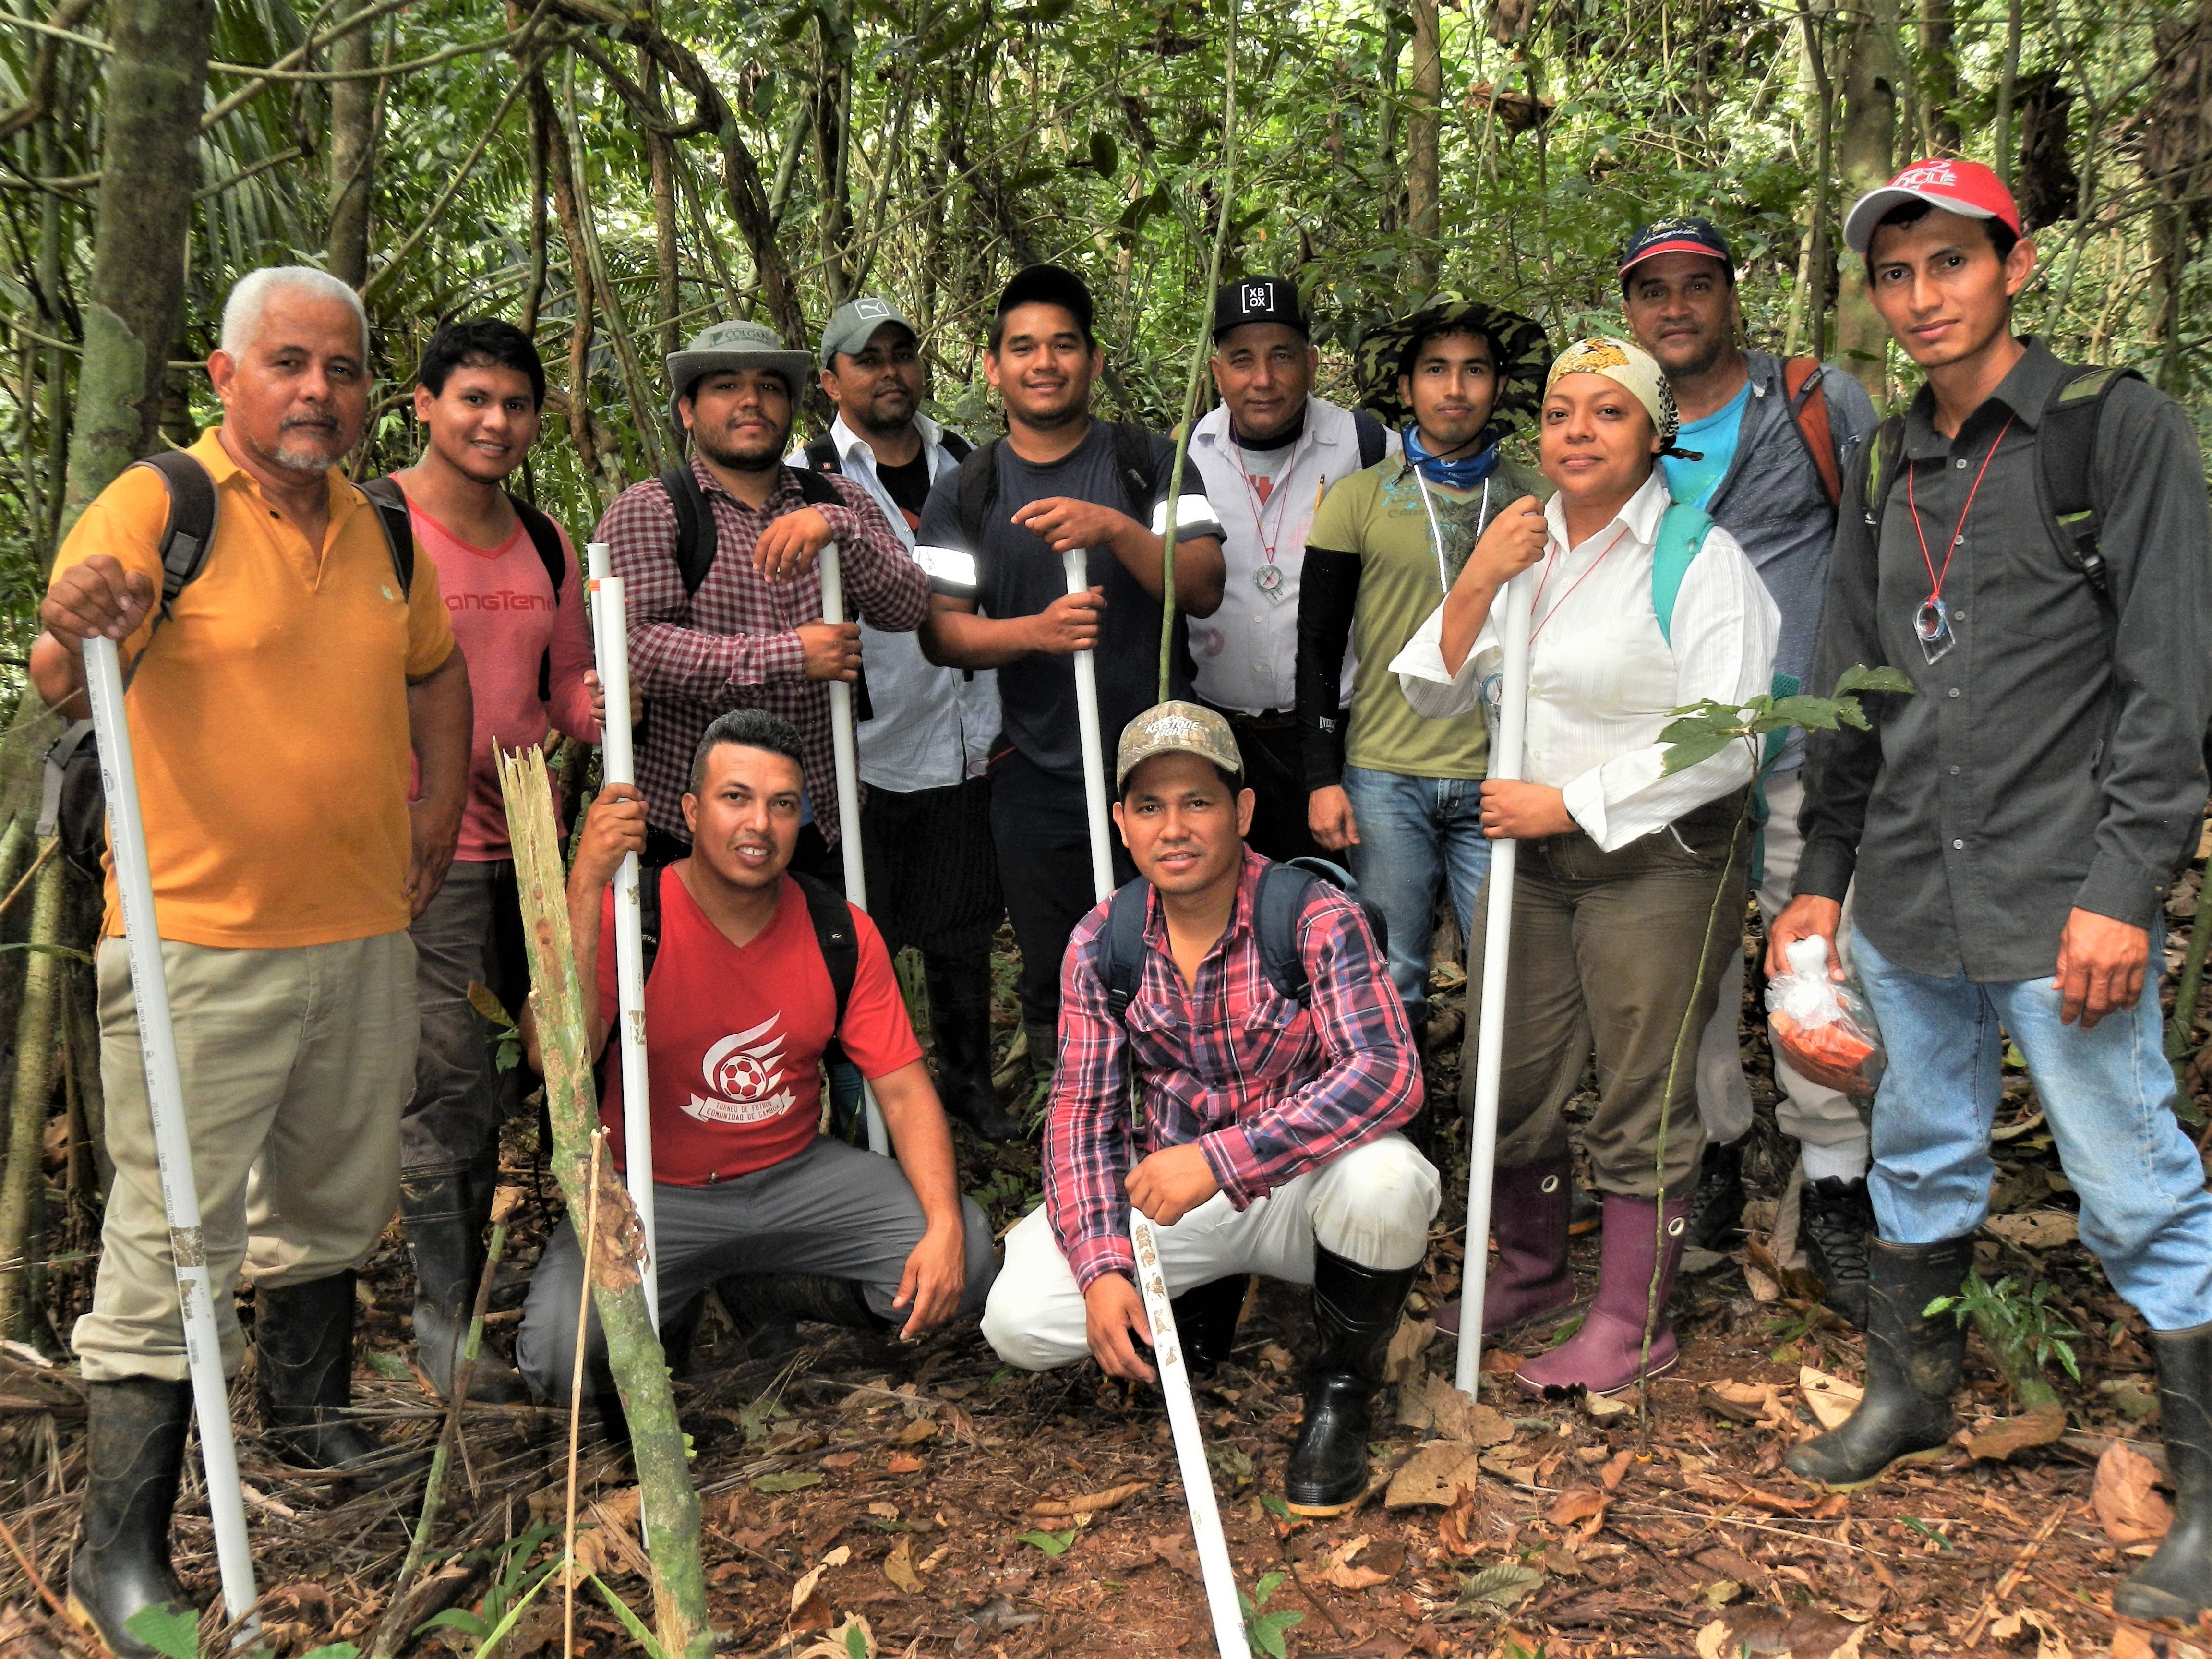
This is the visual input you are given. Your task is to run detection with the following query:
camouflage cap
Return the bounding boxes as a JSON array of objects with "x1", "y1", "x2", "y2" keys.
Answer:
[
  {"x1": 1351, "y1": 293, "x2": 1551, "y2": 431},
  {"x1": 1115, "y1": 701, "x2": 1246, "y2": 791}
]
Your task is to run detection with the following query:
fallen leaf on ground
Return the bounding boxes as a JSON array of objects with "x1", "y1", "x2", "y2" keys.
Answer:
[
  {"x1": 757, "y1": 1470, "x2": 827, "y2": 1494},
  {"x1": 790, "y1": 1562, "x2": 830, "y2": 1617},
  {"x1": 1990, "y1": 1607, "x2": 2074, "y2": 1659},
  {"x1": 1546, "y1": 1487, "x2": 1609, "y2": 1527},
  {"x1": 1397, "y1": 1371, "x2": 1515, "y2": 1444},
  {"x1": 1385, "y1": 1318, "x2": 1439, "y2": 1388},
  {"x1": 2094, "y1": 1440, "x2": 2174, "y2": 1545},
  {"x1": 1580, "y1": 1390, "x2": 1632, "y2": 1420},
  {"x1": 1456, "y1": 1562, "x2": 1544, "y2": 1610},
  {"x1": 1481, "y1": 1349, "x2": 1523, "y2": 1374},
  {"x1": 1782, "y1": 1610, "x2": 1870, "y2": 1659},
  {"x1": 820, "y1": 1452, "x2": 861, "y2": 1469},
  {"x1": 1599, "y1": 1447, "x2": 1634, "y2": 1491},
  {"x1": 1743, "y1": 1262, "x2": 1782, "y2": 1302},
  {"x1": 1984, "y1": 1211, "x2": 2078, "y2": 1250},
  {"x1": 1438, "y1": 1488, "x2": 1480, "y2": 1555},
  {"x1": 886, "y1": 1452, "x2": 925, "y2": 1474},
  {"x1": 1703, "y1": 1378, "x2": 1795, "y2": 1433},
  {"x1": 795, "y1": 1613, "x2": 875, "y2": 1659},
  {"x1": 1798, "y1": 1365, "x2": 1862, "y2": 1431},
  {"x1": 1145, "y1": 1532, "x2": 1200, "y2": 1576},
  {"x1": 1028, "y1": 1480, "x2": 1150, "y2": 1518},
  {"x1": 882, "y1": 1535, "x2": 923, "y2": 1594},
  {"x1": 893, "y1": 1417, "x2": 938, "y2": 1444},
  {"x1": 1697, "y1": 1605, "x2": 1791, "y2": 1659},
  {"x1": 1387, "y1": 1439, "x2": 1484, "y2": 1508},
  {"x1": 1963, "y1": 1405, "x2": 2068, "y2": 1462},
  {"x1": 1319, "y1": 1535, "x2": 1394, "y2": 1590}
]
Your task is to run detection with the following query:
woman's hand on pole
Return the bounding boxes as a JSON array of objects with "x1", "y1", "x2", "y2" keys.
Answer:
[
  {"x1": 1479, "y1": 779, "x2": 1575, "y2": 840},
  {"x1": 1440, "y1": 496, "x2": 1547, "y2": 674},
  {"x1": 1765, "y1": 895, "x2": 1844, "y2": 981},
  {"x1": 1027, "y1": 586, "x2": 1106, "y2": 655}
]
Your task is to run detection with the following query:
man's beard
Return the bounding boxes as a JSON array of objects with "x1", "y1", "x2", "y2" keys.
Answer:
[
  {"x1": 247, "y1": 417, "x2": 346, "y2": 477},
  {"x1": 1660, "y1": 330, "x2": 1729, "y2": 381},
  {"x1": 1015, "y1": 393, "x2": 1086, "y2": 431},
  {"x1": 854, "y1": 393, "x2": 916, "y2": 439},
  {"x1": 697, "y1": 420, "x2": 789, "y2": 472}
]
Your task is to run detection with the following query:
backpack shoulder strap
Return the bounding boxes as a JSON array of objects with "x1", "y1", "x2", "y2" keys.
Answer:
[
  {"x1": 356, "y1": 473, "x2": 416, "y2": 597},
  {"x1": 1782, "y1": 358, "x2": 1843, "y2": 509},
  {"x1": 1860, "y1": 415, "x2": 1908, "y2": 536},
  {"x1": 790, "y1": 465, "x2": 845, "y2": 508},
  {"x1": 1650, "y1": 503, "x2": 1715, "y2": 648},
  {"x1": 1101, "y1": 877, "x2": 1154, "y2": 1023},
  {"x1": 505, "y1": 494, "x2": 569, "y2": 705},
  {"x1": 1253, "y1": 862, "x2": 1321, "y2": 1007},
  {"x1": 792, "y1": 870, "x2": 860, "y2": 1032},
  {"x1": 955, "y1": 436, "x2": 1000, "y2": 551},
  {"x1": 1109, "y1": 421, "x2": 1162, "y2": 519},
  {"x1": 659, "y1": 464, "x2": 717, "y2": 597},
  {"x1": 637, "y1": 862, "x2": 663, "y2": 984},
  {"x1": 2038, "y1": 363, "x2": 2140, "y2": 602},
  {"x1": 130, "y1": 450, "x2": 220, "y2": 616},
  {"x1": 937, "y1": 429, "x2": 974, "y2": 464},
  {"x1": 1351, "y1": 409, "x2": 1388, "y2": 470},
  {"x1": 803, "y1": 433, "x2": 843, "y2": 474}
]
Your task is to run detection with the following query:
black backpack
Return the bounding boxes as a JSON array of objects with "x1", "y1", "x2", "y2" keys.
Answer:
[
  {"x1": 45, "y1": 452, "x2": 416, "y2": 878},
  {"x1": 1098, "y1": 856, "x2": 1387, "y2": 1023},
  {"x1": 619, "y1": 862, "x2": 861, "y2": 1077},
  {"x1": 1350, "y1": 409, "x2": 1390, "y2": 470},
  {"x1": 657, "y1": 460, "x2": 849, "y2": 598},
  {"x1": 953, "y1": 421, "x2": 1163, "y2": 549}
]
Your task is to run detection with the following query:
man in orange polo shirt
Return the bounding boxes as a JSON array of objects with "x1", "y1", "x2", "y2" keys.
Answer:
[{"x1": 31, "y1": 266, "x2": 471, "y2": 1657}]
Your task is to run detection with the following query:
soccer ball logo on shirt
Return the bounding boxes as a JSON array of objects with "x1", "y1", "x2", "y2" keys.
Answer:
[{"x1": 688, "y1": 1014, "x2": 798, "y2": 1124}]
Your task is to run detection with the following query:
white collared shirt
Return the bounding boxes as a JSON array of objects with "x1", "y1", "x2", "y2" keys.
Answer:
[
  {"x1": 1185, "y1": 396, "x2": 1399, "y2": 714},
  {"x1": 797, "y1": 414, "x2": 998, "y2": 791},
  {"x1": 1390, "y1": 472, "x2": 1779, "y2": 851}
]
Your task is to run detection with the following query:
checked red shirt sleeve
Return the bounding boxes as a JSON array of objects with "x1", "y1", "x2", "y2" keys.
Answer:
[{"x1": 1041, "y1": 851, "x2": 1423, "y2": 1292}]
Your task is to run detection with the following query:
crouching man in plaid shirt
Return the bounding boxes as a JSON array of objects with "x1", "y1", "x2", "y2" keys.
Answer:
[{"x1": 981, "y1": 702, "x2": 1439, "y2": 1516}]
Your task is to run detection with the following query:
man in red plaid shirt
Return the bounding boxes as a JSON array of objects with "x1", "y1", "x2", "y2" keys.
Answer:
[
  {"x1": 597, "y1": 319, "x2": 928, "y2": 870},
  {"x1": 981, "y1": 702, "x2": 1440, "y2": 1516}
]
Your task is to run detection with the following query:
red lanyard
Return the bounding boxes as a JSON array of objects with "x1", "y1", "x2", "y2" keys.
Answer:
[
  {"x1": 1527, "y1": 522, "x2": 1633, "y2": 644},
  {"x1": 1229, "y1": 432, "x2": 1299, "y2": 565},
  {"x1": 1906, "y1": 415, "x2": 2015, "y2": 605}
]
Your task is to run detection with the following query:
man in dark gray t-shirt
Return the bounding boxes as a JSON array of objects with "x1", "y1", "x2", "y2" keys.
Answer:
[{"x1": 919, "y1": 265, "x2": 1225, "y2": 1080}]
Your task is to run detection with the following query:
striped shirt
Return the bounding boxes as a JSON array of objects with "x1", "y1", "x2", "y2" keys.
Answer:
[{"x1": 1045, "y1": 847, "x2": 1422, "y2": 1290}]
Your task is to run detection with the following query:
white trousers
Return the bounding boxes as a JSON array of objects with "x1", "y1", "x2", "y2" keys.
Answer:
[
  {"x1": 982, "y1": 1133, "x2": 1440, "y2": 1372},
  {"x1": 1695, "y1": 771, "x2": 1868, "y2": 1153}
]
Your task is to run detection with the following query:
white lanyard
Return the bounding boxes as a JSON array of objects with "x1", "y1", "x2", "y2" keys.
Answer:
[{"x1": 1411, "y1": 463, "x2": 1493, "y2": 595}]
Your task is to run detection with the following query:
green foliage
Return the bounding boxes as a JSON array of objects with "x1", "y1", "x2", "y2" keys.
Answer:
[
  {"x1": 752, "y1": 1469, "x2": 826, "y2": 1493},
  {"x1": 1658, "y1": 665, "x2": 1917, "y2": 776},
  {"x1": 589, "y1": 1575, "x2": 675, "y2": 1659},
  {"x1": 1014, "y1": 1526, "x2": 1079, "y2": 1556},
  {"x1": 1926, "y1": 1272, "x2": 2084, "y2": 1386},
  {"x1": 125, "y1": 1602, "x2": 360, "y2": 1659},
  {"x1": 1238, "y1": 1570, "x2": 1305, "y2": 1659},
  {"x1": 416, "y1": 1520, "x2": 565, "y2": 1658},
  {"x1": 467, "y1": 981, "x2": 525, "y2": 1075}
]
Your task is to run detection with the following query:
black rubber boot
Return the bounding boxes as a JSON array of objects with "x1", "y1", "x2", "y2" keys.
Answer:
[
  {"x1": 400, "y1": 1166, "x2": 528, "y2": 1403},
  {"x1": 715, "y1": 1272, "x2": 883, "y2": 1364},
  {"x1": 1799, "y1": 1174, "x2": 1875, "y2": 1330},
  {"x1": 2117, "y1": 1320, "x2": 2212, "y2": 1623},
  {"x1": 1569, "y1": 1180, "x2": 1603, "y2": 1238},
  {"x1": 927, "y1": 957, "x2": 1024, "y2": 1143},
  {"x1": 1682, "y1": 1136, "x2": 1746, "y2": 1251},
  {"x1": 1784, "y1": 1235, "x2": 1972, "y2": 1489},
  {"x1": 256, "y1": 1270, "x2": 431, "y2": 1491},
  {"x1": 1285, "y1": 1248, "x2": 1418, "y2": 1517},
  {"x1": 1169, "y1": 1275, "x2": 1251, "y2": 1378},
  {"x1": 68, "y1": 1378, "x2": 192, "y2": 1659}
]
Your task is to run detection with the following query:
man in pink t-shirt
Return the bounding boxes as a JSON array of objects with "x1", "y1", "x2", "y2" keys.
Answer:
[{"x1": 388, "y1": 320, "x2": 604, "y2": 1401}]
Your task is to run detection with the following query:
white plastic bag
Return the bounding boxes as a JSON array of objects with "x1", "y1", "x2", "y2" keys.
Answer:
[{"x1": 1764, "y1": 936, "x2": 1886, "y2": 1100}]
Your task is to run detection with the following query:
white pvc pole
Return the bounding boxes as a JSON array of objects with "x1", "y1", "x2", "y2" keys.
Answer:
[
  {"x1": 585, "y1": 544, "x2": 658, "y2": 1329},
  {"x1": 1061, "y1": 548, "x2": 1248, "y2": 1659},
  {"x1": 84, "y1": 636, "x2": 261, "y2": 1642},
  {"x1": 1455, "y1": 567, "x2": 1537, "y2": 1394},
  {"x1": 816, "y1": 541, "x2": 890, "y2": 1156}
]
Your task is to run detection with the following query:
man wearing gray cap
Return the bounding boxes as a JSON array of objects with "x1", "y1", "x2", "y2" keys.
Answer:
[
  {"x1": 982, "y1": 701, "x2": 1436, "y2": 1518},
  {"x1": 794, "y1": 298, "x2": 1016, "y2": 1143},
  {"x1": 597, "y1": 319, "x2": 928, "y2": 877}
]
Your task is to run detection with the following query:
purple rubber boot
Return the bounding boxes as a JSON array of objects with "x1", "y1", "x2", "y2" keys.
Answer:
[
  {"x1": 1435, "y1": 1156, "x2": 1575, "y2": 1338},
  {"x1": 1516, "y1": 1192, "x2": 1690, "y2": 1396}
]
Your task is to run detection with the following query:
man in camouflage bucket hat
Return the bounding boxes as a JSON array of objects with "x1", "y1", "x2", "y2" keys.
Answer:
[
  {"x1": 983, "y1": 701, "x2": 1438, "y2": 1519},
  {"x1": 1293, "y1": 294, "x2": 1551, "y2": 1091}
]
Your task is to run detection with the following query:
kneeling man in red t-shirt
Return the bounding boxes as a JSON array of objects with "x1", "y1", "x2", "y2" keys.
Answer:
[{"x1": 516, "y1": 709, "x2": 996, "y2": 1396}]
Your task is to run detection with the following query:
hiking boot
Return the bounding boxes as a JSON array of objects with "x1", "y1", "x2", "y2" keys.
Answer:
[
  {"x1": 400, "y1": 1166, "x2": 528, "y2": 1403},
  {"x1": 1799, "y1": 1175, "x2": 1875, "y2": 1329},
  {"x1": 1169, "y1": 1274, "x2": 1251, "y2": 1377},
  {"x1": 927, "y1": 957, "x2": 1023, "y2": 1143},
  {"x1": 1784, "y1": 1235, "x2": 1972, "y2": 1489},
  {"x1": 256, "y1": 1271, "x2": 431, "y2": 1491},
  {"x1": 1435, "y1": 1156, "x2": 1575, "y2": 1339},
  {"x1": 68, "y1": 1378, "x2": 192, "y2": 1659},
  {"x1": 1516, "y1": 1194, "x2": 1689, "y2": 1396},
  {"x1": 1682, "y1": 1137, "x2": 1746, "y2": 1251},
  {"x1": 1569, "y1": 1181, "x2": 1602, "y2": 1238},
  {"x1": 1284, "y1": 1248, "x2": 1418, "y2": 1517},
  {"x1": 2117, "y1": 1321, "x2": 2212, "y2": 1623}
]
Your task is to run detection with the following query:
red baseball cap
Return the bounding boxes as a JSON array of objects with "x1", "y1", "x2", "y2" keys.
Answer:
[{"x1": 1842, "y1": 158, "x2": 2023, "y2": 255}]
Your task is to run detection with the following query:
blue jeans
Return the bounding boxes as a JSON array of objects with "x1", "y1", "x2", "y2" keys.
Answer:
[
  {"x1": 1341, "y1": 765, "x2": 1492, "y2": 1033},
  {"x1": 1853, "y1": 922, "x2": 2212, "y2": 1331}
]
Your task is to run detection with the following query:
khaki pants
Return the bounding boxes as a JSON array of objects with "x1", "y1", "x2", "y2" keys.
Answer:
[
  {"x1": 1463, "y1": 795, "x2": 1750, "y2": 1202},
  {"x1": 73, "y1": 932, "x2": 418, "y2": 1383}
]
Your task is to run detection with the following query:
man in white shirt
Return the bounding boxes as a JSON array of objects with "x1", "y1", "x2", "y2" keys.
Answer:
[
  {"x1": 798, "y1": 297, "x2": 1017, "y2": 1142},
  {"x1": 1186, "y1": 280, "x2": 1396, "y2": 862}
]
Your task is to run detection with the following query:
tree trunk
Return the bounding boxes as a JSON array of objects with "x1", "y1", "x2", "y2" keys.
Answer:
[
  {"x1": 1833, "y1": 9, "x2": 1902, "y2": 399},
  {"x1": 60, "y1": 0, "x2": 212, "y2": 531},
  {"x1": 1916, "y1": 0, "x2": 1961, "y2": 151},
  {"x1": 1377, "y1": 0, "x2": 1401, "y2": 235},
  {"x1": 1798, "y1": 11, "x2": 1836, "y2": 364},
  {"x1": 497, "y1": 747, "x2": 710, "y2": 1659},
  {"x1": 535, "y1": 70, "x2": 615, "y2": 502},
  {"x1": 1407, "y1": 0, "x2": 1442, "y2": 292},
  {"x1": 1991, "y1": 0, "x2": 2024, "y2": 189},
  {"x1": 646, "y1": 69, "x2": 682, "y2": 367},
  {"x1": 0, "y1": 851, "x2": 68, "y2": 1342},
  {"x1": 326, "y1": 23, "x2": 377, "y2": 289}
]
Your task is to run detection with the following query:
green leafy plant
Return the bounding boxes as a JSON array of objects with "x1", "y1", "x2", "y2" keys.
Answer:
[
  {"x1": 1902, "y1": 1516, "x2": 1954, "y2": 1549},
  {"x1": 1238, "y1": 1570, "x2": 1305, "y2": 1659},
  {"x1": 1014, "y1": 1526, "x2": 1079, "y2": 1557},
  {"x1": 1657, "y1": 665, "x2": 1917, "y2": 777},
  {"x1": 415, "y1": 1520, "x2": 565, "y2": 1659},
  {"x1": 126, "y1": 1604, "x2": 358, "y2": 1659},
  {"x1": 467, "y1": 981, "x2": 525, "y2": 1074},
  {"x1": 1926, "y1": 1271, "x2": 2084, "y2": 1396}
]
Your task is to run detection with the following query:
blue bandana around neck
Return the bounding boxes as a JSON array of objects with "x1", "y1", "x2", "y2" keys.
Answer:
[{"x1": 1403, "y1": 424, "x2": 1502, "y2": 490}]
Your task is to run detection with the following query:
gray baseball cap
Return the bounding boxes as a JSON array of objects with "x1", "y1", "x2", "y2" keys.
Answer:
[
  {"x1": 664, "y1": 320, "x2": 815, "y2": 423},
  {"x1": 819, "y1": 297, "x2": 918, "y2": 368},
  {"x1": 1116, "y1": 701, "x2": 1246, "y2": 791}
]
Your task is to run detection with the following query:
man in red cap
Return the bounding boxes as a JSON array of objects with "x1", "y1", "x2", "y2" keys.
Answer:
[{"x1": 1773, "y1": 160, "x2": 2212, "y2": 1624}]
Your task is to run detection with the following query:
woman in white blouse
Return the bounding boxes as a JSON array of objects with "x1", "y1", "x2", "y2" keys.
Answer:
[{"x1": 1393, "y1": 337, "x2": 1779, "y2": 1396}]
